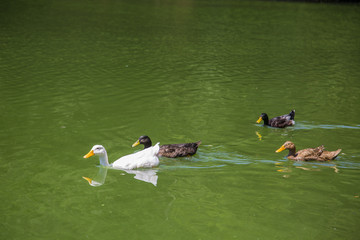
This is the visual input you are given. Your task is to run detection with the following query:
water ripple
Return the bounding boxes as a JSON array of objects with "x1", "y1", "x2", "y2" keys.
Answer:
[{"x1": 295, "y1": 122, "x2": 360, "y2": 130}]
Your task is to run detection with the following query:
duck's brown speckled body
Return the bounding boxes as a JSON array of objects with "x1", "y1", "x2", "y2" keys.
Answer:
[
  {"x1": 257, "y1": 110, "x2": 295, "y2": 128},
  {"x1": 132, "y1": 136, "x2": 201, "y2": 158},
  {"x1": 276, "y1": 141, "x2": 341, "y2": 161}
]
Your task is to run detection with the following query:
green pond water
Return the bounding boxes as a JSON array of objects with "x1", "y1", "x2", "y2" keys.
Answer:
[{"x1": 1, "y1": 0, "x2": 360, "y2": 239}]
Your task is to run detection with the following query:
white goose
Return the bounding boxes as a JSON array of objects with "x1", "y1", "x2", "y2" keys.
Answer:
[{"x1": 83, "y1": 143, "x2": 160, "y2": 170}]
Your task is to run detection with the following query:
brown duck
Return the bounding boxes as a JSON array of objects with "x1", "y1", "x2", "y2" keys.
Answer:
[
  {"x1": 256, "y1": 110, "x2": 295, "y2": 128},
  {"x1": 276, "y1": 141, "x2": 341, "y2": 161},
  {"x1": 132, "y1": 135, "x2": 201, "y2": 158}
]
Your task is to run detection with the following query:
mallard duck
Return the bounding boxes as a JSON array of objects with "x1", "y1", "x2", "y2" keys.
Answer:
[
  {"x1": 83, "y1": 143, "x2": 160, "y2": 169},
  {"x1": 132, "y1": 135, "x2": 201, "y2": 158},
  {"x1": 256, "y1": 110, "x2": 295, "y2": 128},
  {"x1": 276, "y1": 141, "x2": 341, "y2": 161}
]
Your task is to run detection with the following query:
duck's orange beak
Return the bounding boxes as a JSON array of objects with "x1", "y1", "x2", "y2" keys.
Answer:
[
  {"x1": 256, "y1": 117, "x2": 263, "y2": 123},
  {"x1": 132, "y1": 140, "x2": 140, "y2": 147},
  {"x1": 83, "y1": 150, "x2": 94, "y2": 158},
  {"x1": 82, "y1": 176, "x2": 92, "y2": 184},
  {"x1": 276, "y1": 145, "x2": 286, "y2": 153}
]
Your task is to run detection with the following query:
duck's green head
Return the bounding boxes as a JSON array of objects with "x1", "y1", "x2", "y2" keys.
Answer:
[{"x1": 132, "y1": 135, "x2": 152, "y2": 149}]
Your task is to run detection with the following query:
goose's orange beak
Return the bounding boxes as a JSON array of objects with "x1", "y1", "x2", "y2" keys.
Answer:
[
  {"x1": 132, "y1": 140, "x2": 140, "y2": 147},
  {"x1": 256, "y1": 117, "x2": 263, "y2": 123},
  {"x1": 83, "y1": 150, "x2": 94, "y2": 158},
  {"x1": 276, "y1": 145, "x2": 286, "y2": 153}
]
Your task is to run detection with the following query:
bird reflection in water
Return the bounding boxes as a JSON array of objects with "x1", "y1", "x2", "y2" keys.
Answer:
[{"x1": 82, "y1": 167, "x2": 158, "y2": 187}]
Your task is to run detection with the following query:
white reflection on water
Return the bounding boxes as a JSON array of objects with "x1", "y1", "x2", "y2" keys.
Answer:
[
  {"x1": 83, "y1": 166, "x2": 158, "y2": 187},
  {"x1": 83, "y1": 166, "x2": 108, "y2": 187},
  {"x1": 124, "y1": 169, "x2": 158, "y2": 186}
]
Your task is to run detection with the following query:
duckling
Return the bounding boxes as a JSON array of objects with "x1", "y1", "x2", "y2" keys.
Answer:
[
  {"x1": 257, "y1": 110, "x2": 295, "y2": 128},
  {"x1": 276, "y1": 141, "x2": 341, "y2": 161},
  {"x1": 132, "y1": 135, "x2": 201, "y2": 158}
]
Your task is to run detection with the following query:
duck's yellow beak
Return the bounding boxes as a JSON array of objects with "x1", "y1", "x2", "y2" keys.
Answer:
[
  {"x1": 83, "y1": 150, "x2": 94, "y2": 158},
  {"x1": 256, "y1": 117, "x2": 263, "y2": 123},
  {"x1": 132, "y1": 140, "x2": 140, "y2": 147},
  {"x1": 82, "y1": 176, "x2": 92, "y2": 184},
  {"x1": 276, "y1": 145, "x2": 286, "y2": 153}
]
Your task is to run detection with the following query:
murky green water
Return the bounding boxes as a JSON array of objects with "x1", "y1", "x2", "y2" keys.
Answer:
[{"x1": 1, "y1": 0, "x2": 360, "y2": 239}]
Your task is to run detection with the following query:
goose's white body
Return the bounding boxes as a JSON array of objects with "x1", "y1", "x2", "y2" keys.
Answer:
[{"x1": 84, "y1": 143, "x2": 160, "y2": 170}]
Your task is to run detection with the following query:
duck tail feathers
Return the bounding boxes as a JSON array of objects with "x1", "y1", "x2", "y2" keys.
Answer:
[
  {"x1": 333, "y1": 149, "x2": 342, "y2": 159},
  {"x1": 153, "y1": 142, "x2": 160, "y2": 155}
]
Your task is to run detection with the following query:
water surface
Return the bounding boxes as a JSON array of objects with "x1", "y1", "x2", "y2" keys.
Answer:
[{"x1": 1, "y1": 0, "x2": 360, "y2": 239}]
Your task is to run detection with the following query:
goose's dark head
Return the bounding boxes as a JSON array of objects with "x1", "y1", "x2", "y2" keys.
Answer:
[{"x1": 132, "y1": 135, "x2": 152, "y2": 149}]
